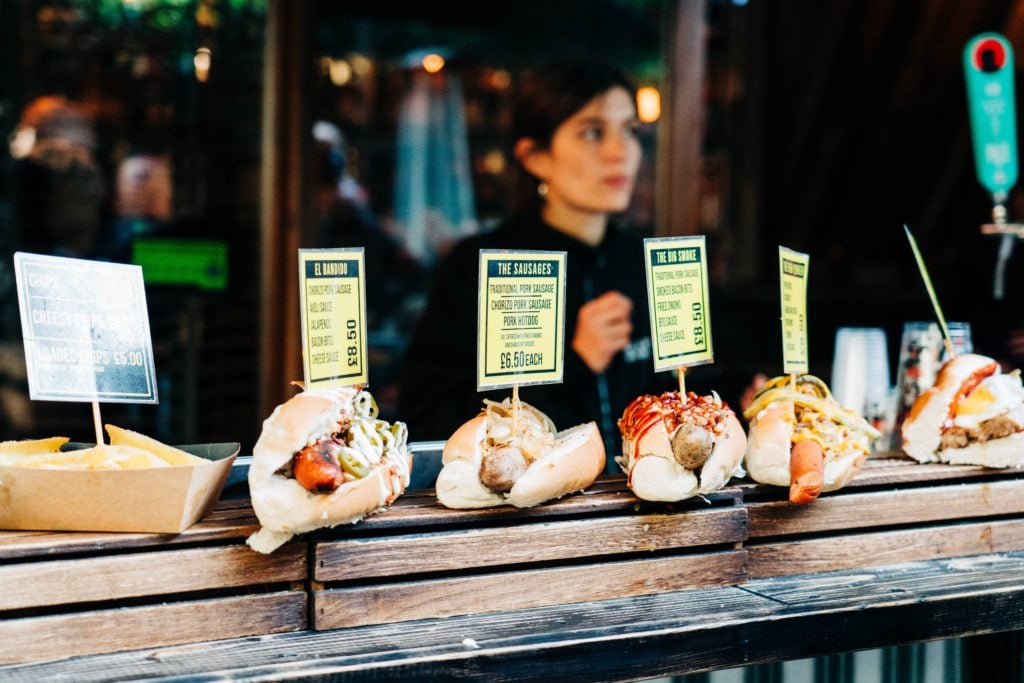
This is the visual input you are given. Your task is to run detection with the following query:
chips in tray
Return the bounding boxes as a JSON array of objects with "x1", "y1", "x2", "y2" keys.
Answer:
[{"x1": 0, "y1": 426, "x2": 207, "y2": 470}]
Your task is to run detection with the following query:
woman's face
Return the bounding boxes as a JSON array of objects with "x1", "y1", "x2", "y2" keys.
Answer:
[{"x1": 531, "y1": 86, "x2": 641, "y2": 217}]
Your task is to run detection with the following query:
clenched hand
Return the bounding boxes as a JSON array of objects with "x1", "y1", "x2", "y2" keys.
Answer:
[{"x1": 572, "y1": 291, "x2": 633, "y2": 374}]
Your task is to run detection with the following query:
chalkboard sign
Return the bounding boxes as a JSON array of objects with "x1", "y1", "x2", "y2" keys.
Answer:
[{"x1": 14, "y1": 252, "x2": 158, "y2": 403}]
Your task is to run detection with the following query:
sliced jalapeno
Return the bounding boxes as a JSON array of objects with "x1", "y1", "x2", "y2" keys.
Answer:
[{"x1": 336, "y1": 446, "x2": 370, "y2": 478}]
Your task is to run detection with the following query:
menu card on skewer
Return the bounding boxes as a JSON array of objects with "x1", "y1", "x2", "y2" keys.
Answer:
[
  {"x1": 779, "y1": 246, "x2": 810, "y2": 375},
  {"x1": 298, "y1": 248, "x2": 368, "y2": 389},
  {"x1": 643, "y1": 235, "x2": 714, "y2": 373},
  {"x1": 477, "y1": 250, "x2": 567, "y2": 391},
  {"x1": 14, "y1": 252, "x2": 158, "y2": 404}
]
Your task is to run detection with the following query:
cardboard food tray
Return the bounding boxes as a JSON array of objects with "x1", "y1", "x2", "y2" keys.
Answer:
[{"x1": 0, "y1": 442, "x2": 239, "y2": 533}]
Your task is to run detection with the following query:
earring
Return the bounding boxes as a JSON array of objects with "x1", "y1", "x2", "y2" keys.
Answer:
[{"x1": 537, "y1": 182, "x2": 549, "y2": 198}]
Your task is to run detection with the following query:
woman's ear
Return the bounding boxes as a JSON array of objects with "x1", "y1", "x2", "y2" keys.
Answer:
[{"x1": 514, "y1": 138, "x2": 551, "y2": 181}]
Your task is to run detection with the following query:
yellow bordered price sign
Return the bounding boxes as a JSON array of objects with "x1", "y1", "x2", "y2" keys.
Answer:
[
  {"x1": 477, "y1": 250, "x2": 566, "y2": 391},
  {"x1": 643, "y1": 236, "x2": 714, "y2": 371},
  {"x1": 298, "y1": 248, "x2": 367, "y2": 388},
  {"x1": 13, "y1": 252, "x2": 158, "y2": 403},
  {"x1": 779, "y1": 246, "x2": 810, "y2": 375}
]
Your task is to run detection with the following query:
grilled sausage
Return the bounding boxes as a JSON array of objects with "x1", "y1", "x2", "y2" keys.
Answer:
[{"x1": 479, "y1": 445, "x2": 528, "y2": 492}]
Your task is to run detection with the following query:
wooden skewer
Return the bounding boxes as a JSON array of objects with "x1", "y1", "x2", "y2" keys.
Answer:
[
  {"x1": 92, "y1": 401, "x2": 104, "y2": 446},
  {"x1": 678, "y1": 367, "x2": 686, "y2": 396},
  {"x1": 512, "y1": 384, "x2": 520, "y2": 435}
]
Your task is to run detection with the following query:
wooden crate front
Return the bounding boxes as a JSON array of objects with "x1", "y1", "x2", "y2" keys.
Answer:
[
  {"x1": 742, "y1": 456, "x2": 1024, "y2": 579},
  {"x1": 311, "y1": 477, "x2": 748, "y2": 629},
  {"x1": 0, "y1": 499, "x2": 308, "y2": 665}
]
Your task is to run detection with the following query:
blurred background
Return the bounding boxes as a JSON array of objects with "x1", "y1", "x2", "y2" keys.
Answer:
[{"x1": 0, "y1": 0, "x2": 1022, "y2": 452}]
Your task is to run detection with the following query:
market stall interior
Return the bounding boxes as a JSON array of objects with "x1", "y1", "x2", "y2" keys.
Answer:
[
  {"x1": 3, "y1": 0, "x2": 1024, "y2": 680},
  {"x1": 2, "y1": 0, "x2": 1022, "y2": 443}
]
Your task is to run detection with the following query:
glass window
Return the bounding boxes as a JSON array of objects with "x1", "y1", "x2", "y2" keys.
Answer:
[
  {"x1": 307, "y1": 1, "x2": 667, "y2": 421},
  {"x1": 0, "y1": 0, "x2": 266, "y2": 446}
]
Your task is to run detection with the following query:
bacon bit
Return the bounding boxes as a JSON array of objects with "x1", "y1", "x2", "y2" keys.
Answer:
[{"x1": 618, "y1": 391, "x2": 733, "y2": 458}]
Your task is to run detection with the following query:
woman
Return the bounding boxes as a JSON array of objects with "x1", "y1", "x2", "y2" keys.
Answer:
[{"x1": 399, "y1": 61, "x2": 668, "y2": 465}]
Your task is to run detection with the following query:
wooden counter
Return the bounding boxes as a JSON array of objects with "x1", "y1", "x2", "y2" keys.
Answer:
[
  {"x1": 310, "y1": 479, "x2": 746, "y2": 629},
  {"x1": 0, "y1": 499, "x2": 307, "y2": 665},
  {"x1": 6, "y1": 551, "x2": 1024, "y2": 681},
  {"x1": 4, "y1": 453, "x2": 1024, "y2": 676},
  {"x1": 740, "y1": 456, "x2": 1024, "y2": 578}
]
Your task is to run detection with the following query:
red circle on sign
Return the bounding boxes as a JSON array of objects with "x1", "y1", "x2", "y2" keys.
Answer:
[{"x1": 974, "y1": 38, "x2": 1006, "y2": 71}]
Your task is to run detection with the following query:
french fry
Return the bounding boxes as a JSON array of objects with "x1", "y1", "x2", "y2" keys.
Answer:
[
  {"x1": 0, "y1": 437, "x2": 68, "y2": 455},
  {"x1": 105, "y1": 425, "x2": 206, "y2": 466},
  {"x1": 0, "y1": 429, "x2": 205, "y2": 470}
]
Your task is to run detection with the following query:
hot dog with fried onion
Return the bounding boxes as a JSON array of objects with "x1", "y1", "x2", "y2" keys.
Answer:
[{"x1": 743, "y1": 374, "x2": 879, "y2": 504}]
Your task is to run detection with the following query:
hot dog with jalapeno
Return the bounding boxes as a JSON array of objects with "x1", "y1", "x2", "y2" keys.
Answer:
[{"x1": 247, "y1": 386, "x2": 411, "y2": 553}]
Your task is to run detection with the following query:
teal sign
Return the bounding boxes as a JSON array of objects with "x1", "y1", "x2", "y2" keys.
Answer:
[{"x1": 964, "y1": 33, "x2": 1018, "y2": 197}]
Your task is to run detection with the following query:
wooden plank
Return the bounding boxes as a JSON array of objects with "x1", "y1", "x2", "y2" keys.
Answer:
[
  {"x1": 0, "y1": 479, "x2": 737, "y2": 561},
  {"x1": 0, "y1": 591, "x2": 306, "y2": 665},
  {"x1": 314, "y1": 549, "x2": 746, "y2": 629},
  {"x1": 316, "y1": 507, "x2": 746, "y2": 581},
  {"x1": 330, "y1": 478, "x2": 741, "y2": 534},
  {"x1": 0, "y1": 498, "x2": 258, "y2": 561},
  {"x1": 747, "y1": 518, "x2": 1024, "y2": 579},
  {"x1": 747, "y1": 553, "x2": 1024, "y2": 610},
  {"x1": 738, "y1": 455, "x2": 1024, "y2": 500},
  {"x1": 747, "y1": 479, "x2": 1024, "y2": 538},
  {"x1": 0, "y1": 542, "x2": 306, "y2": 611},
  {"x1": 0, "y1": 581, "x2": 775, "y2": 681},
  {"x1": 13, "y1": 553, "x2": 1024, "y2": 682},
  {"x1": 853, "y1": 457, "x2": 1024, "y2": 486}
]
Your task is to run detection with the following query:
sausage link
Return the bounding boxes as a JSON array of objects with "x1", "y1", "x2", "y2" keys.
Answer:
[
  {"x1": 789, "y1": 439, "x2": 824, "y2": 505},
  {"x1": 294, "y1": 445, "x2": 345, "y2": 493}
]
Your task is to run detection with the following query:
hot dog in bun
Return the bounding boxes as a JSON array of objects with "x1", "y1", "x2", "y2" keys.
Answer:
[
  {"x1": 902, "y1": 353, "x2": 1024, "y2": 467},
  {"x1": 436, "y1": 398, "x2": 604, "y2": 509},
  {"x1": 616, "y1": 391, "x2": 747, "y2": 502},
  {"x1": 247, "y1": 386, "x2": 411, "y2": 553},
  {"x1": 743, "y1": 375, "x2": 880, "y2": 504}
]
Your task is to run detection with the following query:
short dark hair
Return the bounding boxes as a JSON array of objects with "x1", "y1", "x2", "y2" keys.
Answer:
[{"x1": 509, "y1": 61, "x2": 637, "y2": 218}]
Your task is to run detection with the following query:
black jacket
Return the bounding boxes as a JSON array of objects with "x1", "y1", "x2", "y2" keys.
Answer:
[{"x1": 399, "y1": 215, "x2": 673, "y2": 467}]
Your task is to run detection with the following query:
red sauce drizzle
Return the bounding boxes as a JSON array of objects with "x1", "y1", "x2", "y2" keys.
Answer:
[{"x1": 618, "y1": 391, "x2": 733, "y2": 458}]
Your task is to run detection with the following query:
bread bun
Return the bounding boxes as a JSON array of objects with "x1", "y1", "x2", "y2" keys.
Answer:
[
  {"x1": 743, "y1": 401, "x2": 793, "y2": 486},
  {"x1": 618, "y1": 392, "x2": 747, "y2": 502},
  {"x1": 247, "y1": 386, "x2": 411, "y2": 553},
  {"x1": 506, "y1": 422, "x2": 604, "y2": 507},
  {"x1": 902, "y1": 353, "x2": 1024, "y2": 467},
  {"x1": 436, "y1": 399, "x2": 604, "y2": 509}
]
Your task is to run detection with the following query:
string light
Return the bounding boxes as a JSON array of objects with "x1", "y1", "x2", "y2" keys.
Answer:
[
  {"x1": 422, "y1": 53, "x2": 445, "y2": 74},
  {"x1": 636, "y1": 86, "x2": 661, "y2": 123},
  {"x1": 194, "y1": 47, "x2": 212, "y2": 83}
]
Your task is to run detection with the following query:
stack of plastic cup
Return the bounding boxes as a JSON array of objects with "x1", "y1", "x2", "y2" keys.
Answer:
[{"x1": 831, "y1": 328, "x2": 889, "y2": 412}]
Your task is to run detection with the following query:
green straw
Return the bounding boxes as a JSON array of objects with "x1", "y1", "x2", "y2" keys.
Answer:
[{"x1": 904, "y1": 225, "x2": 955, "y2": 358}]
